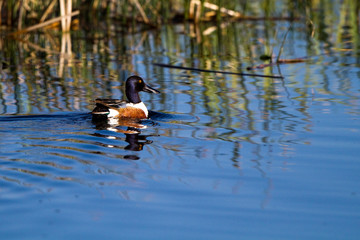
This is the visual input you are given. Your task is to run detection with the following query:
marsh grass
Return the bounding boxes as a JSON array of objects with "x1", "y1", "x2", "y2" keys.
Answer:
[
  {"x1": 2, "y1": 0, "x2": 357, "y2": 40},
  {"x1": 1, "y1": 0, "x2": 309, "y2": 31}
]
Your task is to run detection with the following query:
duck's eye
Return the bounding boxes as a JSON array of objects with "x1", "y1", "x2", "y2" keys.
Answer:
[{"x1": 139, "y1": 80, "x2": 142, "y2": 83}]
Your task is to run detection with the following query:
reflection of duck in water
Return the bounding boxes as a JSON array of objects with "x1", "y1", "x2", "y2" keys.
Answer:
[
  {"x1": 92, "y1": 121, "x2": 155, "y2": 154},
  {"x1": 92, "y1": 75, "x2": 160, "y2": 120},
  {"x1": 91, "y1": 76, "x2": 159, "y2": 155},
  {"x1": 124, "y1": 131, "x2": 153, "y2": 151}
]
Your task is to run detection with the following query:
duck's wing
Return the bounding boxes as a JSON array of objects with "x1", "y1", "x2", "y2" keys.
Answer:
[
  {"x1": 95, "y1": 99, "x2": 126, "y2": 108},
  {"x1": 92, "y1": 99, "x2": 127, "y2": 114}
]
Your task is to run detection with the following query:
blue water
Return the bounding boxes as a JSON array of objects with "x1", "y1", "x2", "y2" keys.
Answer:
[{"x1": 1, "y1": 19, "x2": 360, "y2": 240}]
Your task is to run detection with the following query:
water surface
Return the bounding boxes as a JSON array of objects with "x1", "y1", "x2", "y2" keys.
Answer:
[{"x1": 1, "y1": 6, "x2": 360, "y2": 240}]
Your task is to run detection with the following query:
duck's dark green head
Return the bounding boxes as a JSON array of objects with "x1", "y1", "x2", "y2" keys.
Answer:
[{"x1": 125, "y1": 76, "x2": 160, "y2": 104}]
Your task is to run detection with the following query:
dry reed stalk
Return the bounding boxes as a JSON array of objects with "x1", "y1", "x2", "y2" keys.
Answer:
[
  {"x1": 66, "y1": 0, "x2": 72, "y2": 31},
  {"x1": 246, "y1": 57, "x2": 307, "y2": 70},
  {"x1": 194, "y1": 1, "x2": 201, "y2": 22},
  {"x1": 0, "y1": 0, "x2": 3, "y2": 25},
  {"x1": 190, "y1": 0, "x2": 241, "y2": 21},
  {"x1": 9, "y1": 10, "x2": 79, "y2": 35},
  {"x1": 131, "y1": 0, "x2": 149, "y2": 24},
  {"x1": 18, "y1": 0, "x2": 25, "y2": 30},
  {"x1": 60, "y1": 0, "x2": 66, "y2": 31},
  {"x1": 189, "y1": 0, "x2": 195, "y2": 19},
  {"x1": 277, "y1": 58, "x2": 307, "y2": 63},
  {"x1": 40, "y1": 0, "x2": 57, "y2": 22},
  {"x1": 59, "y1": 0, "x2": 72, "y2": 31},
  {"x1": 189, "y1": 0, "x2": 202, "y2": 22},
  {"x1": 153, "y1": 63, "x2": 284, "y2": 79}
]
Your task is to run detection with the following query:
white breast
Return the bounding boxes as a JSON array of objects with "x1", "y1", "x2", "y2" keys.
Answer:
[{"x1": 108, "y1": 108, "x2": 120, "y2": 118}]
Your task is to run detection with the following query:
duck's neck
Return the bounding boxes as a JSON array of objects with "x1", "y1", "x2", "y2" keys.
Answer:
[{"x1": 126, "y1": 89, "x2": 141, "y2": 104}]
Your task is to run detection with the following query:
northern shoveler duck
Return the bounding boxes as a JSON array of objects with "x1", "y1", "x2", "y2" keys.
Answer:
[{"x1": 92, "y1": 75, "x2": 160, "y2": 119}]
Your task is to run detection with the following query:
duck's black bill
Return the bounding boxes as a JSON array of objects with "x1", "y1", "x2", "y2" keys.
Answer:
[{"x1": 143, "y1": 84, "x2": 160, "y2": 94}]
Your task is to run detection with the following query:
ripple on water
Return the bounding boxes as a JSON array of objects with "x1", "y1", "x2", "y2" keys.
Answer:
[{"x1": 0, "y1": 112, "x2": 201, "y2": 189}]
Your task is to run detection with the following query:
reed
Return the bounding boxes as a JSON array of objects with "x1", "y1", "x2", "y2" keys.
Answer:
[
  {"x1": 0, "y1": 0, "x2": 274, "y2": 30},
  {"x1": 0, "y1": 0, "x2": 359, "y2": 34}
]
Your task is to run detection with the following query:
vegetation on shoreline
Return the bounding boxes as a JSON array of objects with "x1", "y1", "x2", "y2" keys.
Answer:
[{"x1": 1, "y1": 0, "x2": 357, "y2": 32}]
